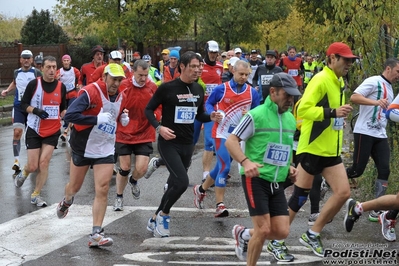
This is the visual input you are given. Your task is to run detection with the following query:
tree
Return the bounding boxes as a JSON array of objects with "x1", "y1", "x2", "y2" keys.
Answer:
[
  {"x1": 195, "y1": 0, "x2": 291, "y2": 51},
  {"x1": 55, "y1": 0, "x2": 201, "y2": 51},
  {"x1": 295, "y1": 0, "x2": 335, "y2": 25},
  {"x1": 20, "y1": 9, "x2": 69, "y2": 45},
  {"x1": 0, "y1": 15, "x2": 25, "y2": 43}
]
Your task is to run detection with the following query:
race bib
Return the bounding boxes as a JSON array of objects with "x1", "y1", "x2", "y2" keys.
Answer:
[
  {"x1": 263, "y1": 142, "x2": 290, "y2": 166},
  {"x1": 261, "y1": 75, "x2": 273, "y2": 85},
  {"x1": 305, "y1": 72, "x2": 313, "y2": 78},
  {"x1": 65, "y1": 83, "x2": 75, "y2": 92},
  {"x1": 332, "y1": 117, "x2": 344, "y2": 130},
  {"x1": 43, "y1": 105, "x2": 59, "y2": 119},
  {"x1": 97, "y1": 123, "x2": 116, "y2": 135},
  {"x1": 288, "y1": 69, "x2": 298, "y2": 76},
  {"x1": 205, "y1": 84, "x2": 218, "y2": 96},
  {"x1": 174, "y1": 106, "x2": 197, "y2": 124}
]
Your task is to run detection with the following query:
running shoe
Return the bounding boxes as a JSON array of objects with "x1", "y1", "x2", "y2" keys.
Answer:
[
  {"x1": 12, "y1": 159, "x2": 20, "y2": 171},
  {"x1": 193, "y1": 185, "x2": 206, "y2": 209},
  {"x1": 215, "y1": 203, "x2": 229, "y2": 218},
  {"x1": 308, "y1": 213, "x2": 333, "y2": 226},
  {"x1": 344, "y1": 198, "x2": 361, "y2": 232},
  {"x1": 368, "y1": 210, "x2": 383, "y2": 222},
  {"x1": 128, "y1": 175, "x2": 140, "y2": 199},
  {"x1": 379, "y1": 211, "x2": 396, "y2": 242},
  {"x1": 147, "y1": 217, "x2": 156, "y2": 233},
  {"x1": 267, "y1": 240, "x2": 295, "y2": 262},
  {"x1": 231, "y1": 224, "x2": 248, "y2": 261},
  {"x1": 12, "y1": 170, "x2": 21, "y2": 179},
  {"x1": 144, "y1": 157, "x2": 159, "y2": 179},
  {"x1": 14, "y1": 171, "x2": 28, "y2": 188},
  {"x1": 308, "y1": 213, "x2": 320, "y2": 226},
  {"x1": 57, "y1": 197, "x2": 74, "y2": 218},
  {"x1": 113, "y1": 197, "x2": 123, "y2": 211},
  {"x1": 320, "y1": 178, "x2": 329, "y2": 200},
  {"x1": 88, "y1": 229, "x2": 113, "y2": 247},
  {"x1": 31, "y1": 195, "x2": 47, "y2": 207},
  {"x1": 154, "y1": 212, "x2": 170, "y2": 238},
  {"x1": 299, "y1": 231, "x2": 324, "y2": 257},
  {"x1": 60, "y1": 132, "x2": 67, "y2": 142}
]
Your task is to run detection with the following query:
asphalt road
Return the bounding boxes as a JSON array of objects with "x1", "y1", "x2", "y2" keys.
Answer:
[{"x1": 0, "y1": 124, "x2": 397, "y2": 266}]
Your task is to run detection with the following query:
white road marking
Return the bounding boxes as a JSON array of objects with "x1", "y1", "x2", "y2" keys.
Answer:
[
  {"x1": 124, "y1": 237, "x2": 323, "y2": 264},
  {"x1": 0, "y1": 205, "x2": 248, "y2": 265},
  {"x1": 0, "y1": 205, "x2": 322, "y2": 265}
]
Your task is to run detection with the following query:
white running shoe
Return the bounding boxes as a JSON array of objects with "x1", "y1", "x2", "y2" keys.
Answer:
[
  {"x1": 113, "y1": 197, "x2": 123, "y2": 211},
  {"x1": 144, "y1": 157, "x2": 159, "y2": 179},
  {"x1": 232, "y1": 224, "x2": 248, "y2": 261},
  {"x1": 193, "y1": 185, "x2": 206, "y2": 209},
  {"x1": 88, "y1": 229, "x2": 113, "y2": 247},
  {"x1": 154, "y1": 212, "x2": 170, "y2": 238},
  {"x1": 379, "y1": 211, "x2": 396, "y2": 242}
]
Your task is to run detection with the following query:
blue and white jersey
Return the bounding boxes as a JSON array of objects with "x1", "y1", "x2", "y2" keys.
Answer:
[{"x1": 13, "y1": 67, "x2": 42, "y2": 106}]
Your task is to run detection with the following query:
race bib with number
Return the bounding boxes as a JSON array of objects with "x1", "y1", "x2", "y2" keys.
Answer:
[
  {"x1": 288, "y1": 69, "x2": 299, "y2": 76},
  {"x1": 205, "y1": 84, "x2": 218, "y2": 96},
  {"x1": 305, "y1": 72, "x2": 313, "y2": 78},
  {"x1": 263, "y1": 142, "x2": 291, "y2": 166},
  {"x1": 261, "y1": 75, "x2": 273, "y2": 85},
  {"x1": 174, "y1": 106, "x2": 197, "y2": 124},
  {"x1": 43, "y1": 105, "x2": 59, "y2": 119},
  {"x1": 97, "y1": 123, "x2": 116, "y2": 135},
  {"x1": 65, "y1": 83, "x2": 75, "y2": 92}
]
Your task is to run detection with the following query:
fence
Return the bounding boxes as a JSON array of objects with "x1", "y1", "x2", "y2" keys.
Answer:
[
  {"x1": 0, "y1": 39, "x2": 204, "y2": 85},
  {"x1": 0, "y1": 43, "x2": 66, "y2": 84}
]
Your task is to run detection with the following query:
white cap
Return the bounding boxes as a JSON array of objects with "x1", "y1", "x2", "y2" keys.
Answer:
[
  {"x1": 109, "y1": 50, "x2": 122, "y2": 60},
  {"x1": 234, "y1": 48, "x2": 242, "y2": 54},
  {"x1": 228, "y1": 57, "x2": 240, "y2": 67},
  {"x1": 21, "y1": 50, "x2": 33, "y2": 58},
  {"x1": 207, "y1": 40, "x2": 219, "y2": 52},
  {"x1": 257, "y1": 54, "x2": 262, "y2": 59}
]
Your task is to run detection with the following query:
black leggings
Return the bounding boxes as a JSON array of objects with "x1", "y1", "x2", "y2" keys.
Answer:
[
  {"x1": 346, "y1": 133, "x2": 390, "y2": 181},
  {"x1": 155, "y1": 139, "x2": 194, "y2": 214}
]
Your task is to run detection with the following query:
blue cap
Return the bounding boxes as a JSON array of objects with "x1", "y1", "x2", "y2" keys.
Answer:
[{"x1": 169, "y1": 50, "x2": 180, "y2": 60}]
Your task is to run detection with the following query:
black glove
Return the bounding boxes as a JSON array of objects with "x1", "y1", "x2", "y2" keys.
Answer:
[{"x1": 33, "y1": 107, "x2": 49, "y2": 119}]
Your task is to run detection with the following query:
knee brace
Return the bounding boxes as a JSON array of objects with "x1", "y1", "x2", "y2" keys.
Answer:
[
  {"x1": 118, "y1": 168, "x2": 130, "y2": 177},
  {"x1": 288, "y1": 185, "x2": 310, "y2": 212}
]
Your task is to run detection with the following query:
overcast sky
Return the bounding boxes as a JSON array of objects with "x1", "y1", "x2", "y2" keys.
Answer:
[{"x1": 0, "y1": 0, "x2": 58, "y2": 18}]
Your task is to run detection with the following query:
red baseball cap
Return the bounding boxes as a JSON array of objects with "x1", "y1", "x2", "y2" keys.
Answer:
[{"x1": 326, "y1": 42, "x2": 358, "y2": 58}]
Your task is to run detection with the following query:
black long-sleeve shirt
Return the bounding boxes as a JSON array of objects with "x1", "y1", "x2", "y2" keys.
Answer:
[{"x1": 145, "y1": 78, "x2": 211, "y2": 144}]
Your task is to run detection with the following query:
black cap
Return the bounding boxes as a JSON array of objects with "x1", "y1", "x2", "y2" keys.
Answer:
[
  {"x1": 251, "y1": 49, "x2": 258, "y2": 54},
  {"x1": 270, "y1": 73, "x2": 301, "y2": 96},
  {"x1": 266, "y1": 50, "x2": 277, "y2": 57},
  {"x1": 34, "y1": 55, "x2": 43, "y2": 64},
  {"x1": 91, "y1": 45, "x2": 105, "y2": 56}
]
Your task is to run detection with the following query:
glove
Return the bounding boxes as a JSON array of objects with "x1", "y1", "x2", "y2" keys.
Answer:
[
  {"x1": 120, "y1": 112, "x2": 129, "y2": 127},
  {"x1": 97, "y1": 108, "x2": 112, "y2": 124},
  {"x1": 33, "y1": 108, "x2": 49, "y2": 119}
]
